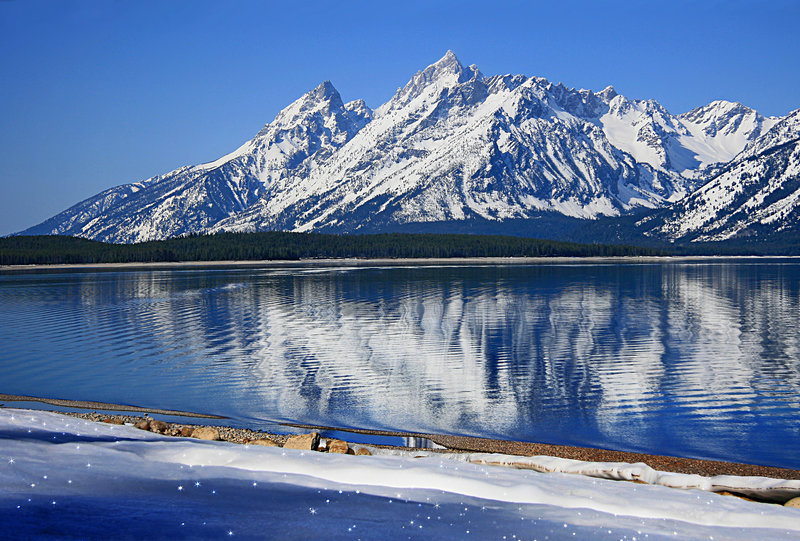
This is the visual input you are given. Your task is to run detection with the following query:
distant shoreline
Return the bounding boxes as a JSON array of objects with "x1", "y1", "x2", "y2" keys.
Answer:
[
  {"x1": 0, "y1": 393, "x2": 226, "y2": 419},
  {"x1": 3, "y1": 254, "x2": 799, "y2": 272}
]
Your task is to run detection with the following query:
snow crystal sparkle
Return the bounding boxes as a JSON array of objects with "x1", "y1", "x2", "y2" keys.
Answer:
[{"x1": 1, "y1": 408, "x2": 800, "y2": 540}]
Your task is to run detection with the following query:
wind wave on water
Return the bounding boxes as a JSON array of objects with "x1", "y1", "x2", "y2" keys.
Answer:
[{"x1": 1, "y1": 262, "x2": 799, "y2": 468}]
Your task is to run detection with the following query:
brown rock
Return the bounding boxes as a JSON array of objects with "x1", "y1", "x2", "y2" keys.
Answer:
[
  {"x1": 786, "y1": 496, "x2": 800, "y2": 508},
  {"x1": 717, "y1": 491, "x2": 756, "y2": 502},
  {"x1": 180, "y1": 426, "x2": 195, "y2": 437},
  {"x1": 355, "y1": 448, "x2": 372, "y2": 456},
  {"x1": 327, "y1": 439, "x2": 350, "y2": 454},
  {"x1": 247, "y1": 438, "x2": 280, "y2": 447},
  {"x1": 284, "y1": 432, "x2": 320, "y2": 451},
  {"x1": 103, "y1": 417, "x2": 124, "y2": 425},
  {"x1": 134, "y1": 420, "x2": 150, "y2": 431},
  {"x1": 150, "y1": 420, "x2": 169, "y2": 434},
  {"x1": 192, "y1": 426, "x2": 221, "y2": 441}
]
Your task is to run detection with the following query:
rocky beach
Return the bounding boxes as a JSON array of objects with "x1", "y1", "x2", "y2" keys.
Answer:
[
  {"x1": 3, "y1": 393, "x2": 800, "y2": 506},
  {"x1": 3, "y1": 406, "x2": 800, "y2": 540}
]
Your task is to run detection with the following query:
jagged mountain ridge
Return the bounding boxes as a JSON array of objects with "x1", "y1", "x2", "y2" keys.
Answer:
[
  {"x1": 638, "y1": 109, "x2": 800, "y2": 242},
  {"x1": 22, "y1": 81, "x2": 373, "y2": 243},
  {"x1": 19, "y1": 51, "x2": 783, "y2": 243},
  {"x1": 212, "y1": 54, "x2": 684, "y2": 235}
]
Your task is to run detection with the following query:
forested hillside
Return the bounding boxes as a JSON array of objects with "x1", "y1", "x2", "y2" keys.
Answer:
[{"x1": 0, "y1": 233, "x2": 659, "y2": 265}]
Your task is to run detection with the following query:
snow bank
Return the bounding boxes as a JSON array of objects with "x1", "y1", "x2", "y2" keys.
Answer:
[
  {"x1": 2, "y1": 409, "x2": 799, "y2": 540},
  {"x1": 465, "y1": 453, "x2": 800, "y2": 503}
]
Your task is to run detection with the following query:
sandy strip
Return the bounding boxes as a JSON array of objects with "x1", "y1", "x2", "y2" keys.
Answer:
[
  {"x1": 0, "y1": 393, "x2": 227, "y2": 419},
  {"x1": 3, "y1": 255, "x2": 798, "y2": 272}
]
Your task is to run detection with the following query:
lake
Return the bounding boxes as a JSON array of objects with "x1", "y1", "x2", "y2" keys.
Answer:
[{"x1": 1, "y1": 259, "x2": 799, "y2": 469}]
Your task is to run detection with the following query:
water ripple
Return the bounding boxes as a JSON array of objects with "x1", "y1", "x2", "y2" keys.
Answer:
[{"x1": 1, "y1": 262, "x2": 800, "y2": 468}]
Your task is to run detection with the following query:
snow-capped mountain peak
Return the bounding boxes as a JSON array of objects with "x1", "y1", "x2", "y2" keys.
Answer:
[
  {"x1": 597, "y1": 85, "x2": 618, "y2": 101},
  {"x1": 596, "y1": 93, "x2": 780, "y2": 176},
  {"x1": 599, "y1": 93, "x2": 691, "y2": 172},
  {"x1": 416, "y1": 49, "x2": 468, "y2": 83},
  {"x1": 201, "y1": 81, "x2": 363, "y2": 174},
  {"x1": 344, "y1": 98, "x2": 372, "y2": 116},
  {"x1": 251, "y1": 79, "x2": 372, "y2": 177},
  {"x1": 17, "y1": 51, "x2": 793, "y2": 244},
  {"x1": 208, "y1": 53, "x2": 700, "y2": 234},
  {"x1": 305, "y1": 79, "x2": 341, "y2": 103},
  {"x1": 258, "y1": 80, "x2": 345, "y2": 136},
  {"x1": 737, "y1": 107, "x2": 800, "y2": 159},
  {"x1": 680, "y1": 100, "x2": 758, "y2": 136},
  {"x1": 381, "y1": 50, "x2": 483, "y2": 112},
  {"x1": 638, "y1": 108, "x2": 800, "y2": 242},
  {"x1": 676, "y1": 100, "x2": 778, "y2": 169}
]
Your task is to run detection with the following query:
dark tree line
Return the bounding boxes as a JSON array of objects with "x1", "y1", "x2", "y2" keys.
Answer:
[{"x1": 0, "y1": 232, "x2": 663, "y2": 265}]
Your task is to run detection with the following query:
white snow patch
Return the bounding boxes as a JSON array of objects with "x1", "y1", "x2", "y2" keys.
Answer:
[{"x1": 2, "y1": 409, "x2": 800, "y2": 539}]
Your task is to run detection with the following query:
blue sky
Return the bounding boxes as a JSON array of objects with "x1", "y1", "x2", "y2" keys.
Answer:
[{"x1": 1, "y1": 0, "x2": 798, "y2": 236}]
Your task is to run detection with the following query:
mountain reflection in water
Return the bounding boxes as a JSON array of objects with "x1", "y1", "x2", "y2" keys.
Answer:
[{"x1": 1, "y1": 262, "x2": 798, "y2": 468}]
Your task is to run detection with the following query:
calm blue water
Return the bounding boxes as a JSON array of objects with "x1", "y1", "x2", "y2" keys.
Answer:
[{"x1": 1, "y1": 261, "x2": 799, "y2": 468}]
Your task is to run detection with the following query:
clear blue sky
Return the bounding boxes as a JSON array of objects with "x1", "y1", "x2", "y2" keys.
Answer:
[{"x1": 1, "y1": 0, "x2": 798, "y2": 236}]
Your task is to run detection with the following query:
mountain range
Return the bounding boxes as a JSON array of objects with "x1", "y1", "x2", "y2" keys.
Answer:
[{"x1": 19, "y1": 51, "x2": 799, "y2": 246}]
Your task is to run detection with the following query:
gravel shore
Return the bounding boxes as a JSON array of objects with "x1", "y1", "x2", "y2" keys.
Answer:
[
  {"x1": 43, "y1": 409, "x2": 800, "y2": 481},
  {"x1": 283, "y1": 421, "x2": 800, "y2": 480},
  {"x1": 4, "y1": 392, "x2": 798, "y2": 482}
]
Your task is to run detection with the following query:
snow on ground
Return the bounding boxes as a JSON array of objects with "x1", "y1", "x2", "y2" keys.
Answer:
[{"x1": 1, "y1": 409, "x2": 799, "y2": 540}]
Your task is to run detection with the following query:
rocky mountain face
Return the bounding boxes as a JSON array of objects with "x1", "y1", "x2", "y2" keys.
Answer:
[
  {"x1": 18, "y1": 51, "x2": 788, "y2": 243},
  {"x1": 22, "y1": 81, "x2": 372, "y2": 243},
  {"x1": 637, "y1": 110, "x2": 800, "y2": 242}
]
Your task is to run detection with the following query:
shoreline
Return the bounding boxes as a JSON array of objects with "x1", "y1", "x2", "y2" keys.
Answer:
[
  {"x1": 3, "y1": 392, "x2": 798, "y2": 481},
  {"x1": 283, "y1": 421, "x2": 800, "y2": 480},
  {"x1": 2, "y1": 254, "x2": 799, "y2": 272},
  {"x1": 4, "y1": 409, "x2": 800, "y2": 538},
  {"x1": 0, "y1": 393, "x2": 227, "y2": 419}
]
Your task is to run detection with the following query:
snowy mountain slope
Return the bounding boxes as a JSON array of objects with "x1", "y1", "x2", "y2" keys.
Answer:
[
  {"x1": 20, "y1": 82, "x2": 372, "y2": 243},
  {"x1": 678, "y1": 101, "x2": 778, "y2": 169},
  {"x1": 22, "y1": 164, "x2": 266, "y2": 243},
  {"x1": 599, "y1": 96, "x2": 777, "y2": 176},
  {"x1": 210, "y1": 52, "x2": 709, "y2": 234},
  {"x1": 18, "y1": 51, "x2": 787, "y2": 242},
  {"x1": 638, "y1": 110, "x2": 800, "y2": 242}
]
